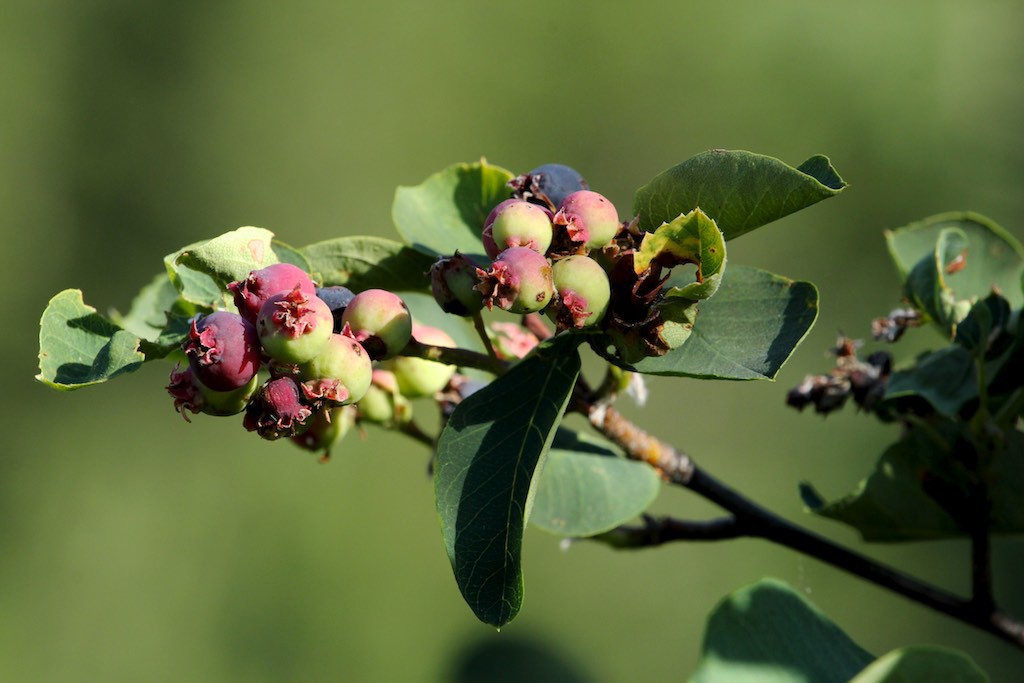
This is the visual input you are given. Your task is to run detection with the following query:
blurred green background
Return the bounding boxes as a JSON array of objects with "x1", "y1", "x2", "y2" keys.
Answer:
[{"x1": 4, "y1": 1, "x2": 1024, "y2": 680}]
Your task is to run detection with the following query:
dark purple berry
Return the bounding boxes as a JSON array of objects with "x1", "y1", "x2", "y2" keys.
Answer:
[
  {"x1": 229, "y1": 263, "x2": 316, "y2": 324},
  {"x1": 243, "y1": 375, "x2": 316, "y2": 440},
  {"x1": 475, "y1": 247, "x2": 554, "y2": 314},
  {"x1": 525, "y1": 164, "x2": 589, "y2": 208},
  {"x1": 181, "y1": 311, "x2": 261, "y2": 391},
  {"x1": 340, "y1": 289, "x2": 413, "y2": 360},
  {"x1": 256, "y1": 287, "x2": 334, "y2": 364},
  {"x1": 553, "y1": 190, "x2": 620, "y2": 250},
  {"x1": 316, "y1": 286, "x2": 357, "y2": 332}
]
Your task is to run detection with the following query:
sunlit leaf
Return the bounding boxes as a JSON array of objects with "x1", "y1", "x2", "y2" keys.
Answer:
[
  {"x1": 530, "y1": 432, "x2": 661, "y2": 537},
  {"x1": 634, "y1": 150, "x2": 846, "y2": 239},
  {"x1": 174, "y1": 226, "x2": 279, "y2": 286},
  {"x1": 37, "y1": 289, "x2": 147, "y2": 390},
  {"x1": 688, "y1": 578, "x2": 873, "y2": 683},
  {"x1": 393, "y1": 160, "x2": 514, "y2": 259},
  {"x1": 593, "y1": 265, "x2": 817, "y2": 379},
  {"x1": 302, "y1": 236, "x2": 435, "y2": 292}
]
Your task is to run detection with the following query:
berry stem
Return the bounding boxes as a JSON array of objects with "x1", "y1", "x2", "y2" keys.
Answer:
[
  {"x1": 399, "y1": 338, "x2": 508, "y2": 377},
  {"x1": 472, "y1": 311, "x2": 499, "y2": 361}
]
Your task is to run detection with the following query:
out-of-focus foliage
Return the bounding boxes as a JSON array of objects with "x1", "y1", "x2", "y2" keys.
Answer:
[{"x1": 5, "y1": 1, "x2": 1024, "y2": 681}]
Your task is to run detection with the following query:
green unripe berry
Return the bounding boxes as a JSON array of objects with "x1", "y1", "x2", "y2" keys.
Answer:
[
  {"x1": 357, "y1": 369, "x2": 413, "y2": 425},
  {"x1": 484, "y1": 198, "x2": 554, "y2": 258},
  {"x1": 298, "y1": 333, "x2": 374, "y2": 405},
  {"x1": 389, "y1": 325, "x2": 457, "y2": 398},
  {"x1": 476, "y1": 247, "x2": 554, "y2": 314},
  {"x1": 340, "y1": 289, "x2": 413, "y2": 360},
  {"x1": 550, "y1": 255, "x2": 611, "y2": 329}
]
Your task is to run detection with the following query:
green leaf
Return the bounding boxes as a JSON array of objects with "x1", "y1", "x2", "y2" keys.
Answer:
[
  {"x1": 301, "y1": 236, "x2": 436, "y2": 292},
  {"x1": 393, "y1": 160, "x2": 514, "y2": 259},
  {"x1": 398, "y1": 291, "x2": 483, "y2": 355},
  {"x1": 110, "y1": 272, "x2": 183, "y2": 341},
  {"x1": 882, "y1": 345, "x2": 977, "y2": 419},
  {"x1": 688, "y1": 578, "x2": 873, "y2": 683},
  {"x1": 633, "y1": 150, "x2": 846, "y2": 239},
  {"x1": 902, "y1": 227, "x2": 973, "y2": 332},
  {"x1": 850, "y1": 646, "x2": 988, "y2": 683},
  {"x1": 37, "y1": 289, "x2": 148, "y2": 390},
  {"x1": 529, "y1": 434, "x2": 661, "y2": 537},
  {"x1": 802, "y1": 429, "x2": 1024, "y2": 541},
  {"x1": 886, "y1": 212, "x2": 1024, "y2": 311},
  {"x1": 271, "y1": 239, "x2": 312, "y2": 272},
  {"x1": 593, "y1": 265, "x2": 818, "y2": 379},
  {"x1": 163, "y1": 240, "x2": 231, "y2": 309},
  {"x1": 174, "y1": 226, "x2": 279, "y2": 287},
  {"x1": 434, "y1": 340, "x2": 581, "y2": 627}
]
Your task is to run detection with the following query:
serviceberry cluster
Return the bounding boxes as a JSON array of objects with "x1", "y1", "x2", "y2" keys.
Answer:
[
  {"x1": 166, "y1": 263, "x2": 456, "y2": 459},
  {"x1": 430, "y1": 164, "x2": 704, "y2": 362}
]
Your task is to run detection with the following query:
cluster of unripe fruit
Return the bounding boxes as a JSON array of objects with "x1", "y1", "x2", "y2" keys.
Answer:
[
  {"x1": 166, "y1": 263, "x2": 457, "y2": 458},
  {"x1": 430, "y1": 164, "x2": 618, "y2": 334}
]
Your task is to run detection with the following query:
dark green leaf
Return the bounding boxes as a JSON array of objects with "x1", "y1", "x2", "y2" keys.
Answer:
[
  {"x1": 301, "y1": 236, "x2": 436, "y2": 292},
  {"x1": 271, "y1": 239, "x2": 312, "y2": 272},
  {"x1": 593, "y1": 265, "x2": 818, "y2": 379},
  {"x1": 633, "y1": 150, "x2": 846, "y2": 239},
  {"x1": 37, "y1": 289, "x2": 147, "y2": 390},
  {"x1": 689, "y1": 578, "x2": 873, "y2": 683},
  {"x1": 434, "y1": 342, "x2": 581, "y2": 627},
  {"x1": 530, "y1": 434, "x2": 661, "y2": 537},
  {"x1": 850, "y1": 646, "x2": 989, "y2": 683},
  {"x1": 802, "y1": 429, "x2": 1024, "y2": 541},
  {"x1": 882, "y1": 345, "x2": 977, "y2": 418},
  {"x1": 886, "y1": 212, "x2": 1024, "y2": 310},
  {"x1": 174, "y1": 226, "x2": 279, "y2": 286},
  {"x1": 393, "y1": 160, "x2": 514, "y2": 259}
]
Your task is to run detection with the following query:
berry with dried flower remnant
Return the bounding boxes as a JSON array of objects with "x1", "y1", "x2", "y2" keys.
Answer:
[
  {"x1": 340, "y1": 289, "x2": 413, "y2": 360},
  {"x1": 389, "y1": 324, "x2": 457, "y2": 398},
  {"x1": 476, "y1": 247, "x2": 554, "y2": 314},
  {"x1": 430, "y1": 252, "x2": 484, "y2": 316},
  {"x1": 553, "y1": 190, "x2": 621, "y2": 250},
  {"x1": 291, "y1": 404, "x2": 357, "y2": 462},
  {"x1": 256, "y1": 287, "x2": 334, "y2": 364},
  {"x1": 298, "y1": 333, "x2": 373, "y2": 406},
  {"x1": 243, "y1": 375, "x2": 316, "y2": 440},
  {"x1": 166, "y1": 365, "x2": 258, "y2": 421},
  {"x1": 229, "y1": 263, "x2": 316, "y2": 324},
  {"x1": 549, "y1": 255, "x2": 611, "y2": 330},
  {"x1": 482, "y1": 198, "x2": 553, "y2": 258},
  {"x1": 181, "y1": 311, "x2": 261, "y2": 391}
]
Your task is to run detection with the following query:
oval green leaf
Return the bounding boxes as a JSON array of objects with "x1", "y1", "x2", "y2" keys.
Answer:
[
  {"x1": 530, "y1": 440, "x2": 661, "y2": 537},
  {"x1": 885, "y1": 212, "x2": 1024, "y2": 310},
  {"x1": 593, "y1": 265, "x2": 818, "y2": 379},
  {"x1": 850, "y1": 646, "x2": 988, "y2": 683},
  {"x1": 434, "y1": 341, "x2": 581, "y2": 627},
  {"x1": 801, "y1": 428, "x2": 1024, "y2": 541},
  {"x1": 37, "y1": 289, "x2": 147, "y2": 390},
  {"x1": 301, "y1": 236, "x2": 436, "y2": 292},
  {"x1": 689, "y1": 578, "x2": 873, "y2": 683},
  {"x1": 634, "y1": 150, "x2": 846, "y2": 239},
  {"x1": 392, "y1": 160, "x2": 514, "y2": 259},
  {"x1": 174, "y1": 226, "x2": 279, "y2": 286}
]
